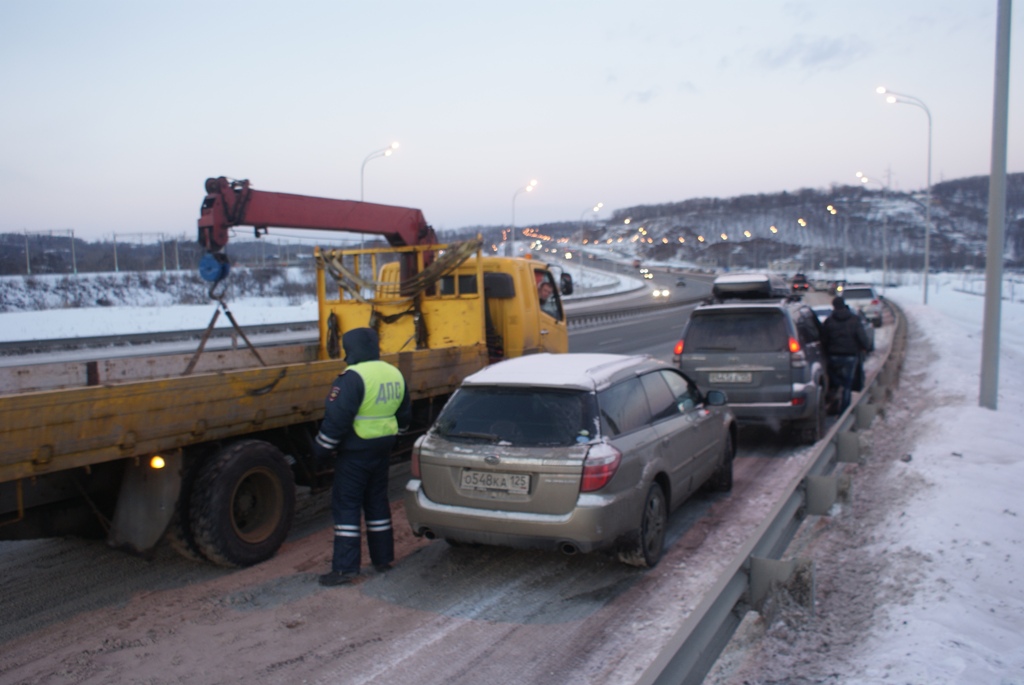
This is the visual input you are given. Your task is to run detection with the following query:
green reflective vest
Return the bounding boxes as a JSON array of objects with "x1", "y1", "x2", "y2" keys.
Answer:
[{"x1": 347, "y1": 360, "x2": 405, "y2": 439}]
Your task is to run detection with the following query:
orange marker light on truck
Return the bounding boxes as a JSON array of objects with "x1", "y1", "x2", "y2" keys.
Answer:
[{"x1": 149, "y1": 455, "x2": 166, "y2": 469}]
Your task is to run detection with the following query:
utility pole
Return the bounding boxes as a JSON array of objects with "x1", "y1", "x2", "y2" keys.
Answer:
[{"x1": 980, "y1": 0, "x2": 1011, "y2": 410}]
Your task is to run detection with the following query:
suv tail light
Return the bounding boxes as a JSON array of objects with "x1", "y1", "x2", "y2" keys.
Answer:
[
  {"x1": 673, "y1": 339, "x2": 684, "y2": 356},
  {"x1": 789, "y1": 336, "x2": 808, "y2": 368},
  {"x1": 581, "y1": 442, "x2": 622, "y2": 492}
]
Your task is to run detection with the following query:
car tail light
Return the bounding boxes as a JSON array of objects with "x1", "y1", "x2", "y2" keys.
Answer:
[
  {"x1": 673, "y1": 339, "x2": 684, "y2": 355},
  {"x1": 410, "y1": 440, "x2": 422, "y2": 478},
  {"x1": 788, "y1": 337, "x2": 801, "y2": 353},
  {"x1": 581, "y1": 442, "x2": 622, "y2": 492}
]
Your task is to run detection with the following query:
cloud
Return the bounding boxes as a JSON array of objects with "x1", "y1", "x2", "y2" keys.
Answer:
[{"x1": 755, "y1": 33, "x2": 871, "y2": 72}]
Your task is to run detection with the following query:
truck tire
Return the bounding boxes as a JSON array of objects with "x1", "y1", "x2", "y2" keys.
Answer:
[
  {"x1": 189, "y1": 440, "x2": 295, "y2": 568},
  {"x1": 618, "y1": 482, "x2": 667, "y2": 568},
  {"x1": 166, "y1": 455, "x2": 208, "y2": 562}
]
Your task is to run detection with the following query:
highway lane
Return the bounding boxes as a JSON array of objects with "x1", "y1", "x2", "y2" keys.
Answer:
[
  {"x1": 0, "y1": 269, "x2": 850, "y2": 684},
  {"x1": 567, "y1": 267, "x2": 712, "y2": 362}
]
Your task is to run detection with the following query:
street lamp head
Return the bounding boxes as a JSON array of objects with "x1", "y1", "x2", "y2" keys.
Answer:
[
  {"x1": 390, "y1": 141, "x2": 400, "y2": 150},
  {"x1": 876, "y1": 86, "x2": 887, "y2": 95}
]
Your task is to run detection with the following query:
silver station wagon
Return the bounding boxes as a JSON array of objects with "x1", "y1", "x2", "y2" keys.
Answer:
[{"x1": 404, "y1": 353, "x2": 736, "y2": 568}]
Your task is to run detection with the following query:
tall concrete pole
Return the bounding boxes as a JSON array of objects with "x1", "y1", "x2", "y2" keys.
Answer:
[{"x1": 980, "y1": 0, "x2": 1012, "y2": 410}]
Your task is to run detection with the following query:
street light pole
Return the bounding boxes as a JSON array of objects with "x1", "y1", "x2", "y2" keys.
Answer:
[
  {"x1": 856, "y1": 171, "x2": 891, "y2": 294},
  {"x1": 877, "y1": 86, "x2": 932, "y2": 304},
  {"x1": 826, "y1": 203, "x2": 847, "y2": 278},
  {"x1": 575, "y1": 202, "x2": 603, "y2": 277},
  {"x1": 510, "y1": 179, "x2": 538, "y2": 257},
  {"x1": 577, "y1": 202, "x2": 603, "y2": 245},
  {"x1": 360, "y1": 141, "x2": 399, "y2": 202}
]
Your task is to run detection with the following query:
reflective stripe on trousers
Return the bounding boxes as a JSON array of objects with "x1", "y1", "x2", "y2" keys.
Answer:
[{"x1": 330, "y1": 444, "x2": 396, "y2": 574}]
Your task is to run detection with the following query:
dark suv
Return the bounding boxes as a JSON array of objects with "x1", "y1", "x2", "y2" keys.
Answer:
[{"x1": 672, "y1": 273, "x2": 829, "y2": 444}]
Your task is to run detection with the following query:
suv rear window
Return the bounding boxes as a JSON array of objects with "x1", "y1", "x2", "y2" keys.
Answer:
[
  {"x1": 684, "y1": 310, "x2": 789, "y2": 353},
  {"x1": 434, "y1": 387, "x2": 596, "y2": 446}
]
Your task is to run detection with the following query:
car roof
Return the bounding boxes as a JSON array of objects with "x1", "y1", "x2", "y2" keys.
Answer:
[{"x1": 460, "y1": 353, "x2": 663, "y2": 391}]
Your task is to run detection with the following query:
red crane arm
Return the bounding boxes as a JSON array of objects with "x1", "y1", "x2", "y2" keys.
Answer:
[{"x1": 197, "y1": 177, "x2": 437, "y2": 251}]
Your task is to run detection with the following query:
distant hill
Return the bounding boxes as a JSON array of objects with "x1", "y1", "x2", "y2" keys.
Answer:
[{"x1": 3, "y1": 173, "x2": 1022, "y2": 279}]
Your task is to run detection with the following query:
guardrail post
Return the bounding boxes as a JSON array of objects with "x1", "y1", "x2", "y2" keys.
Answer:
[
  {"x1": 804, "y1": 475, "x2": 837, "y2": 515},
  {"x1": 837, "y1": 431, "x2": 861, "y2": 464},
  {"x1": 855, "y1": 403, "x2": 878, "y2": 429},
  {"x1": 748, "y1": 556, "x2": 815, "y2": 613}
]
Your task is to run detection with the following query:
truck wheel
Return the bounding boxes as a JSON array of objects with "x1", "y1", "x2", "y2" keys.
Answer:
[
  {"x1": 618, "y1": 482, "x2": 667, "y2": 568},
  {"x1": 706, "y1": 432, "x2": 734, "y2": 492},
  {"x1": 189, "y1": 440, "x2": 295, "y2": 568}
]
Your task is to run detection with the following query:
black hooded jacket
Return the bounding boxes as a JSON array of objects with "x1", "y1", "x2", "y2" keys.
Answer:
[
  {"x1": 314, "y1": 328, "x2": 412, "y2": 458},
  {"x1": 822, "y1": 305, "x2": 871, "y2": 357}
]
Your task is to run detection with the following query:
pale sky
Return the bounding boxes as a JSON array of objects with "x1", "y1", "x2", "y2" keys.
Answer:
[{"x1": 1, "y1": 1, "x2": 1021, "y2": 242}]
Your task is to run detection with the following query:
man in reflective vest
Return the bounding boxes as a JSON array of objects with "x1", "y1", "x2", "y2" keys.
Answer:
[{"x1": 313, "y1": 327, "x2": 411, "y2": 586}]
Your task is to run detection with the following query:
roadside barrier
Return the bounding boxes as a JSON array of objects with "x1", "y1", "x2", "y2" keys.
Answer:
[{"x1": 636, "y1": 298, "x2": 907, "y2": 685}]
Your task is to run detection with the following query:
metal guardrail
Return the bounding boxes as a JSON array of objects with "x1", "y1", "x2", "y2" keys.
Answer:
[
  {"x1": 637, "y1": 299, "x2": 908, "y2": 685},
  {"x1": 0, "y1": 321, "x2": 321, "y2": 356},
  {"x1": 0, "y1": 295, "x2": 709, "y2": 356},
  {"x1": 566, "y1": 297, "x2": 705, "y2": 330}
]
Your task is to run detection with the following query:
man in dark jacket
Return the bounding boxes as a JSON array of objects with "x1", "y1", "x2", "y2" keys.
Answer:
[
  {"x1": 313, "y1": 327, "x2": 412, "y2": 586},
  {"x1": 821, "y1": 296, "x2": 872, "y2": 414}
]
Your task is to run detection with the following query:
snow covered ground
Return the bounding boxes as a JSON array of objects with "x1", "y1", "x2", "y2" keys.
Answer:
[
  {"x1": 832, "y1": 285, "x2": 1023, "y2": 683},
  {"x1": 1, "y1": 267, "x2": 1022, "y2": 682}
]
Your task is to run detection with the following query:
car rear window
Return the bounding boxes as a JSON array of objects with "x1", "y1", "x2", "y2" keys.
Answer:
[
  {"x1": 843, "y1": 288, "x2": 875, "y2": 300},
  {"x1": 433, "y1": 386, "x2": 596, "y2": 446},
  {"x1": 684, "y1": 310, "x2": 789, "y2": 353}
]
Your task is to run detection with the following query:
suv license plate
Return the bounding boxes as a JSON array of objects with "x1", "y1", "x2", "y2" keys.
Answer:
[
  {"x1": 710, "y1": 371, "x2": 753, "y2": 383},
  {"x1": 460, "y1": 469, "x2": 530, "y2": 494}
]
